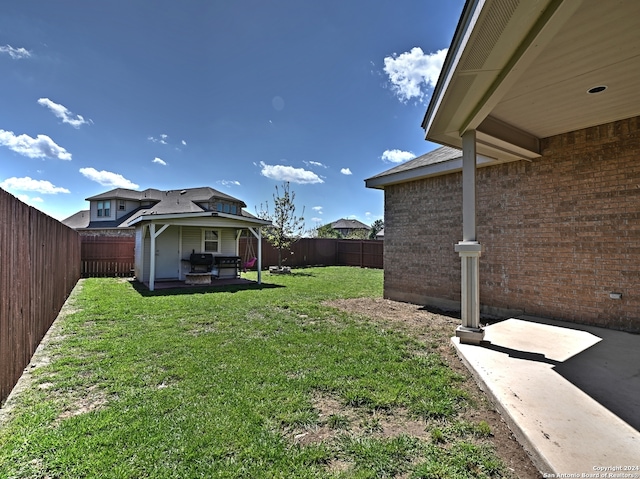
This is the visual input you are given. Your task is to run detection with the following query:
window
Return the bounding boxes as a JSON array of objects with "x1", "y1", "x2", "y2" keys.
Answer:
[
  {"x1": 118, "y1": 200, "x2": 126, "y2": 211},
  {"x1": 203, "y1": 229, "x2": 220, "y2": 253},
  {"x1": 97, "y1": 200, "x2": 111, "y2": 217},
  {"x1": 214, "y1": 201, "x2": 239, "y2": 215}
]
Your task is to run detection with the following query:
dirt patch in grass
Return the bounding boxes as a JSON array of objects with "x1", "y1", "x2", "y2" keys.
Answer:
[
  {"x1": 55, "y1": 385, "x2": 109, "y2": 423},
  {"x1": 287, "y1": 393, "x2": 431, "y2": 448},
  {"x1": 325, "y1": 297, "x2": 540, "y2": 479}
]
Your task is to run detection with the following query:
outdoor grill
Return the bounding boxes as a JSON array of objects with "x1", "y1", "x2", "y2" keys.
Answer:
[
  {"x1": 188, "y1": 253, "x2": 214, "y2": 273},
  {"x1": 214, "y1": 256, "x2": 241, "y2": 278}
]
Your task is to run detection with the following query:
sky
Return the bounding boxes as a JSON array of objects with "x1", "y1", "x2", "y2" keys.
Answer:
[{"x1": 0, "y1": 0, "x2": 465, "y2": 230}]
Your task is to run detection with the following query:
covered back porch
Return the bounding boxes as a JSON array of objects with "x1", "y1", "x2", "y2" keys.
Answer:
[{"x1": 129, "y1": 212, "x2": 271, "y2": 291}]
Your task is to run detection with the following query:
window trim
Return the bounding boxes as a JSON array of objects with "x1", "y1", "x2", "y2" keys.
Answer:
[
  {"x1": 201, "y1": 229, "x2": 221, "y2": 253},
  {"x1": 97, "y1": 200, "x2": 111, "y2": 218}
]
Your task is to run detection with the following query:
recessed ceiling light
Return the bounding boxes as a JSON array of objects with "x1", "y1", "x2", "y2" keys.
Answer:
[{"x1": 587, "y1": 85, "x2": 607, "y2": 94}]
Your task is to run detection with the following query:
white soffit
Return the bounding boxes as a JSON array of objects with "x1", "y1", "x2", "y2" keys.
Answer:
[{"x1": 425, "y1": 0, "x2": 640, "y2": 161}]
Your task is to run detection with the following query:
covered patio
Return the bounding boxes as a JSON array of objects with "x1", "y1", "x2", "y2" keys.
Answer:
[
  {"x1": 418, "y1": 0, "x2": 640, "y2": 473},
  {"x1": 422, "y1": 0, "x2": 640, "y2": 341},
  {"x1": 137, "y1": 277, "x2": 257, "y2": 291},
  {"x1": 129, "y1": 212, "x2": 272, "y2": 292}
]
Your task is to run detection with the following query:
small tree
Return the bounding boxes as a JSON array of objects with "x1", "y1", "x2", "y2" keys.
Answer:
[
  {"x1": 257, "y1": 182, "x2": 305, "y2": 268},
  {"x1": 346, "y1": 229, "x2": 369, "y2": 240},
  {"x1": 369, "y1": 219, "x2": 384, "y2": 240},
  {"x1": 316, "y1": 223, "x2": 342, "y2": 239}
]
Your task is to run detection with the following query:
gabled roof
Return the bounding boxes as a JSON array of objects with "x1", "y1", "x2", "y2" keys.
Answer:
[
  {"x1": 61, "y1": 210, "x2": 91, "y2": 229},
  {"x1": 365, "y1": 146, "x2": 460, "y2": 189},
  {"x1": 365, "y1": 146, "x2": 497, "y2": 189},
  {"x1": 422, "y1": 0, "x2": 640, "y2": 162},
  {"x1": 331, "y1": 218, "x2": 370, "y2": 230},
  {"x1": 86, "y1": 188, "x2": 162, "y2": 201},
  {"x1": 64, "y1": 187, "x2": 260, "y2": 230},
  {"x1": 86, "y1": 187, "x2": 245, "y2": 207}
]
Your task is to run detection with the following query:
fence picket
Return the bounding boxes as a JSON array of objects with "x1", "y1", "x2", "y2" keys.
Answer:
[{"x1": 1, "y1": 189, "x2": 80, "y2": 403}]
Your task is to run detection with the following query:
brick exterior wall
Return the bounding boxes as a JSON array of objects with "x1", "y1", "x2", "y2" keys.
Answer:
[{"x1": 384, "y1": 116, "x2": 640, "y2": 332}]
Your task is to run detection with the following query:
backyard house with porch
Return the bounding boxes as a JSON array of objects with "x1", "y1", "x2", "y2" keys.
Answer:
[
  {"x1": 63, "y1": 187, "x2": 271, "y2": 290},
  {"x1": 366, "y1": 0, "x2": 640, "y2": 340}
]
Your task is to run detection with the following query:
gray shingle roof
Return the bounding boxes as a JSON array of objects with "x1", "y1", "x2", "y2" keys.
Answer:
[
  {"x1": 86, "y1": 187, "x2": 245, "y2": 207},
  {"x1": 61, "y1": 210, "x2": 91, "y2": 229},
  {"x1": 331, "y1": 218, "x2": 370, "y2": 230},
  {"x1": 366, "y1": 146, "x2": 461, "y2": 181},
  {"x1": 64, "y1": 187, "x2": 251, "y2": 230}
]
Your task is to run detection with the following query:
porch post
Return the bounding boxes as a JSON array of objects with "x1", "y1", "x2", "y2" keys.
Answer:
[
  {"x1": 248, "y1": 227, "x2": 263, "y2": 285},
  {"x1": 257, "y1": 228, "x2": 262, "y2": 285},
  {"x1": 149, "y1": 222, "x2": 156, "y2": 292},
  {"x1": 454, "y1": 129, "x2": 484, "y2": 345}
]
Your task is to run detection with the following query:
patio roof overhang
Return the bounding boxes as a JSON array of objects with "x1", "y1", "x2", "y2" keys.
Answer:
[
  {"x1": 423, "y1": 0, "x2": 640, "y2": 162},
  {"x1": 364, "y1": 154, "x2": 495, "y2": 190},
  {"x1": 419, "y1": 0, "x2": 640, "y2": 344},
  {"x1": 127, "y1": 211, "x2": 272, "y2": 229}
]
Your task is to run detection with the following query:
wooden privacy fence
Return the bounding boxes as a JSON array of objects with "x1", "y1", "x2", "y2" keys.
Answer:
[
  {"x1": 81, "y1": 235, "x2": 135, "y2": 277},
  {"x1": 336, "y1": 239, "x2": 384, "y2": 269},
  {"x1": 1, "y1": 189, "x2": 81, "y2": 404},
  {"x1": 76, "y1": 235, "x2": 382, "y2": 280},
  {"x1": 239, "y1": 237, "x2": 383, "y2": 269}
]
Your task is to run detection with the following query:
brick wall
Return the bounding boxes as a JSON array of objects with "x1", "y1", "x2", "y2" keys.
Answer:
[{"x1": 384, "y1": 116, "x2": 640, "y2": 332}]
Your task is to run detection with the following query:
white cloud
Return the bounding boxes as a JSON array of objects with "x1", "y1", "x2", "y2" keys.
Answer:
[
  {"x1": 0, "y1": 45, "x2": 31, "y2": 59},
  {"x1": 79, "y1": 167, "x2": 139, "y2": 189},
  {"x1": 381, "y1": 149, "x2": 414, "y2": 163},
  {"x1": 0, "y1": 176, "x2": 70, "y2": 194},
  {"x1": 181, "y1": 140, "x2": 187, "y2": 146},
  {"x1": 312, "y1": 206, "x2": 323, "y2": 213},
  {"x1": 0, "y1": 129, "x2": 72, "y2": 160},
  {"x1": 12, "y1": 194, "x2": 44, "y2": 206},
  {"x1": 148, "y1": 134, "x2": 168, "y2": 145},
  {"x1": 152, "y1": 157, "x2": 167, "y2": 166},
  {"x1": 306, "y1": 160, "x2": 327, "y2": 168},
  {"x1": 37, "y1": 98, "x2": 92, "y2": 128},
  {"x1": 340, "y1": 168, "x2": 352, "y2": 175},
  {"x1": 311, "y1": 217, "x2": 323, "y2": 223},
  {"x1": 383, "y1": 47, "x2": 447, "y2": 103},
  {"x1": 259, "y1": 161, "x2": 324, "y2": 184},
  {"x1": 220, "y1": 180, "x2": 241, "y2": 187}
]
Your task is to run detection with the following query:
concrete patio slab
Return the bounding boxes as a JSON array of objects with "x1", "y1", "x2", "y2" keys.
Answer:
[{"x1": 452, "y1": 316, "x2": 640, "y2": 477}]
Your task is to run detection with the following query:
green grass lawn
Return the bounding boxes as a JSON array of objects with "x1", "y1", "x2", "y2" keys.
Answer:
[{"x1": 0, "y1": 267, "x2": 508, "y2": 478}]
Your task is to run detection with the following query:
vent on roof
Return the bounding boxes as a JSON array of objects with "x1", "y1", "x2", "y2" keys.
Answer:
[{"x1": 180, "y1": 190, "x2": 187, "y2": 194}]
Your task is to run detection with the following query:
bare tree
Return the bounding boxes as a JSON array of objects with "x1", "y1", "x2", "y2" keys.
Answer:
[{"x1": 256, "y1": 182, "x2": 305, "y2": 268}]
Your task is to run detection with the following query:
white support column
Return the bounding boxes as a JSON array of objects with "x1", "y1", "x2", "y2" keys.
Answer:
[
  {"x1": 454, "y1": 129, "x2": 484, "y2": 345},
  {"x1": 257, "y1": 228, "x2": 262, "y2": 285},
  {"x1": 248, "y1": 227, "x2": 262, "y2": 285},
  {"x1": 149, "y1": 223, "x2": 156, "y2": 292}
]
